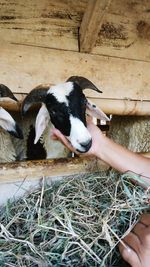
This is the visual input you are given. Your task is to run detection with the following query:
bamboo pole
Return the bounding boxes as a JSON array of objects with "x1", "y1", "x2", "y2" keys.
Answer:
[
  {"x1": 91, "y1": 98, "x2": 150, "y2": 116},
  {"x1": 0, "y1": 96, "x2": 150, "y2": 116},
  {"x1": 0, "y1": 152, "x2": 149, "y2": 184},
  {"x1": 0, "y1": 157, "x2": 108, "y2": 183}
]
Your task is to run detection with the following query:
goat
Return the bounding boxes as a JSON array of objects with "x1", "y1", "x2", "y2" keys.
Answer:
[
  {"x1": 0, "y1": 84, "x2": 23, "y2": 162},
  {"x1": 22, "y1": 76, "x2": 109, "y2": 154},
  {"x1": 18, "y1": 111, "x2": 70, "y2": 160}
]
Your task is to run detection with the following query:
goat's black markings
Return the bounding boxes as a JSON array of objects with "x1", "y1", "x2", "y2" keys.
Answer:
[
  {"x1": 27, "y1": 125, "x2": 47, "y2": 160},
  {"x1": 67, "y1": 83, "x2": 87, "y2": 126},
  {"x1": 45, "y1": 94, "x2": 71, "y2": 136},
  {"x1": 45, "y1": 83, "x2": 87, "y2": 136}
]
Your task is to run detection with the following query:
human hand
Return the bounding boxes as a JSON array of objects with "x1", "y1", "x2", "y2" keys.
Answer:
[
  {"x1": 51, "y1": 121, "x2": 105, "y2": 158},
  {"x1": 119, "y1": 214, "x2": 150, "y2": 267}
]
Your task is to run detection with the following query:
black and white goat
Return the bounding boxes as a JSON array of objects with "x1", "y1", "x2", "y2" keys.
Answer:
[
  {"x1": 0, "y1": 84, "x2": 23, "y2": 162},
  {"x1": 22, "y1": 76, "x2": 109, "y2": 154}
]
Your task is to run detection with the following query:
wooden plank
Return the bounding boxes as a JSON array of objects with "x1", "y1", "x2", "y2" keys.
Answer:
[
  {"x1": 0, "y1": 153, "x2": 149, "y2": 184},
  {"x1": 0, "y1": 0, "x2": 149, "y2": 61},
  {"x1": 0, "y1": 43, "x2": 149, "y2": 101},
  {"x1": 0, "y1": 153, "x2": 149, "y2": 205},
  {"x1": 0, "y1": 157, "x2": 108, "y2": 182},
  {"x1": 79, "y1": 0, "x2": 111, "y2": 53},
  {"x1": 0, "y1": 0, "x2": 87, "y2": 52}
]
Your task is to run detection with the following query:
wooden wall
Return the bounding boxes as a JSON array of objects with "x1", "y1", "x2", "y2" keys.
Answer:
[
  {"x1": 0, "y1": 0, "x2": 149, "y2": 105},
  {"x1": 0, "y1": 0, "x2": 149, "y2": 61}
]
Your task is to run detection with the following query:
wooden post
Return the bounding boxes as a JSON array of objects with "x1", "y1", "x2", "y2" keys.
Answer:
[{"x1": 79, "y1": 0, "x2": 112, "y2": 53}]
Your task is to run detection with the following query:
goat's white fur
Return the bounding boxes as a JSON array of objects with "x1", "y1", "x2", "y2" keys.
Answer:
[
  {"x1": 68, "y1": 115, "x2": 91, "y2": 152},
  {"x1": 0, "y1": 130, "x2": 16, "y2": 162},
  {"x1": 0, "y1": 108, "x2": 18, "y2": 163},
  {"x1": 48, "y1": 82, "x2": 73, "y2": 105},
  {"x1": 0, "y1": 107, "x2": 16, "y2": 132}
]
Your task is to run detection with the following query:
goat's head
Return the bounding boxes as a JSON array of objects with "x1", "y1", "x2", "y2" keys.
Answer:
[
  {"x1": 0, "y1": 84, "x2": 23, "y2": 139},
  {"x1": 22, "y1": 76, "x2": 109, "y2": 153}
]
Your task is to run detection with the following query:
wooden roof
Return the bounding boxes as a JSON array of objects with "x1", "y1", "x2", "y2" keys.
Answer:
[{"x1": 0, "y1": 0, "x2": 149, "y2": 59}]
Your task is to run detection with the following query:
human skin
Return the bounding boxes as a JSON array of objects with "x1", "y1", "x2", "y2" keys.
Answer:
[
  {"x1": 51, "y1": 121, "x2": 150, "y2": 267},
  {"x1": 51, "y1": 121, "x2": 150, "y2": 181}
]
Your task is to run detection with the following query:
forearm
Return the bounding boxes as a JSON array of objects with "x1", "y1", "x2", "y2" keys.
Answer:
[
  {"x1": 96, "y1": 134, "x2": 150, "y2": 179},
  {"x1": 51, "y1": 124, "x2": 150, "y2": 184}
]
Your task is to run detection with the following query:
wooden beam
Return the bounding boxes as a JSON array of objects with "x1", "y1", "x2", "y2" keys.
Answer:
[
  {"x1": 0, "y1": 157, "x2": 108, "y2": 183},
  {"x1": 92, "y1": 98, "x2": 150, "y2": 116},
  {"x1": 1, "y1": 96, "x2": 150, "y2": 116},
  {"x1": 0, "y1": 152, "x2": 149, "y2": 183},
  {"x1": 79, "y1": 0, "x2": 111, "y2": 53},
  {"x1": 0, "y1": 43, "x2": 150, "y2": 101},
  {"x1": 0, "y1": 0, "x2": 149, "y2": 62}
]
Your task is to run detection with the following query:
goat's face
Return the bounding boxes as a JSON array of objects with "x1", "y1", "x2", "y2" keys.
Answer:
[
  {"x1": 46, "y1": 82, "x2": 91, "y2": 152},
  {"x1": 0, "y1": 84, "x2": 23, "y2": 139},
  {"x1": 0, "y1": 107, "x2": 23, "y2": 139},
  {"x1": 22, "y1": 76, "x2": 109, "y2": 153}
]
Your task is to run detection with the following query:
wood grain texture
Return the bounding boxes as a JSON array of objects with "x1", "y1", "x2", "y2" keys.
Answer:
[
  {"x1": 0, "y1": 0, "x2": 87, "y2": 51},
  {"x1": 79, "y1": 0, "x2": 112, "y2": 52},
  {"x1": 0, "y1": 0, "x2": 149, "y2": 61},
  {"x1": 0, "y1": 43, "x2": 149, "y2": 101},
  {"x1": 93, "y1": 0, "x2": 150, "y2": 61},
  {"x1": 0, "y1": 157, "x2": 108, "y2": 182}
]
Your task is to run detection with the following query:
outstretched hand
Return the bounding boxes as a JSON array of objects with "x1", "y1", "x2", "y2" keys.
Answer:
[
  {"x1": 51, "y1": 121, "x2": 104, "y2": 157},
  {"x1": 51, "y1": 120, "x2": 150, "y2": 181}
]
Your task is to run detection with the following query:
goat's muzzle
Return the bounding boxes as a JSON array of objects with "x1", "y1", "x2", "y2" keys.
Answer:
[{"x1": 77, "y1": 138, "x2": 92, "y2": 153}]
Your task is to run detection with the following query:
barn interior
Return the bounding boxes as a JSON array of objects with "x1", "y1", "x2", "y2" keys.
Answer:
[{"x1": 0, "y1": 1, "x2": 150, "y2": 265}]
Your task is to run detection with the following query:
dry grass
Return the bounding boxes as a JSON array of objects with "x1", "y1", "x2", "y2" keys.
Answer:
[{"x1": 0, "y1": 171, "x2": 149, "y2": 267}]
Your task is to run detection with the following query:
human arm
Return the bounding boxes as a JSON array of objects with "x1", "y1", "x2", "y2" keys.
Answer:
[{"x1": 51, "y1": 122, "x2": 150, "y2": 182}]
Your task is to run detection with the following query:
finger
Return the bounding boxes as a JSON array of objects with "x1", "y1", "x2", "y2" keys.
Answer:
[
  {"x1": 86, "y1": 114, "x2": 93, "y2": 123},
  {"x1": 119, "y1": 242, "x2": 140, "y2": 267},
  {"x1": 51, "y1": 134, "x2": 58, "y2": 140},
  {"x1": 123, "y1": 232, "x2": 141, "y2": 254},
  {"x1": 132, "y1": 222, "x2": 147, "y2": 241},
  {"x1": 51, "y1": 128, "x2": 77, "y2": 153},
  {"x1": 140, "y1": 214, "x2": 150, "y2": 226},
  {"x1": 135, "y1": 222, "x2": 150, "y2": 249}
]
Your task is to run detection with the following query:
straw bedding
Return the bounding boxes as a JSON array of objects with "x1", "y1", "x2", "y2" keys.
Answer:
[{"x1": 0, "y1": 171, "x2": 149, "y2": 267}]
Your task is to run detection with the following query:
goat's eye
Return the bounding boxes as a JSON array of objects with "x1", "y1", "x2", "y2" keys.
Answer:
[
  {"x1": 50, "y1": 110, "x2": 56, "y2": 116},
  {"x1": 82, "y1": 99, "x2": 87, "y2": 106}
]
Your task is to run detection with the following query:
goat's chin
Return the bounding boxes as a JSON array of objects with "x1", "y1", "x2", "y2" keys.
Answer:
[{"x1": 76, "y1": 148, "x2": 88, "y2": 153}]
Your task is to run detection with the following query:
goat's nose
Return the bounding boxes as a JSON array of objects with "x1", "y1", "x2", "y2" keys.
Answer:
[{"x1": 80, "y1": 139, "x2": 92, "y2": 152}]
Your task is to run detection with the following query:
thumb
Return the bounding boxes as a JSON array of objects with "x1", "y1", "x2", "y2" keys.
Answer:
[{"x1": 51, "y1": 128, "x2": 76, "y2": 153}]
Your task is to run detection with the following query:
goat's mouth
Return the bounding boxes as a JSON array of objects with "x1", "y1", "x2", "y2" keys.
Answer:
[{"x1": 76, "y1": 139, "x2": 92, "y2": 153}]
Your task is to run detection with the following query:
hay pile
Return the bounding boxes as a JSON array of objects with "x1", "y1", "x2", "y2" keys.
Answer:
[{"x1": 0, "y1": 171, "x2": 149, "y2": 267}]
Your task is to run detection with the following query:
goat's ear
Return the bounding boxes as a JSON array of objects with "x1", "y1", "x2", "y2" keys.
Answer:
[
  {"x1": 0, "y1": 107, "x2": 23, "y2": 138},
  {"x1": 86, "y1": 100, "x2": 110, "y2": 121},
  {"x1": 34, "y1": 104, "x2": 50, "y2": 144}
]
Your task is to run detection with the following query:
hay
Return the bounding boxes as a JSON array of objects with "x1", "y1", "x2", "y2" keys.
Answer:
[{"x1": 0, "y1": 171, "x2": 149, "y2": 267}]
